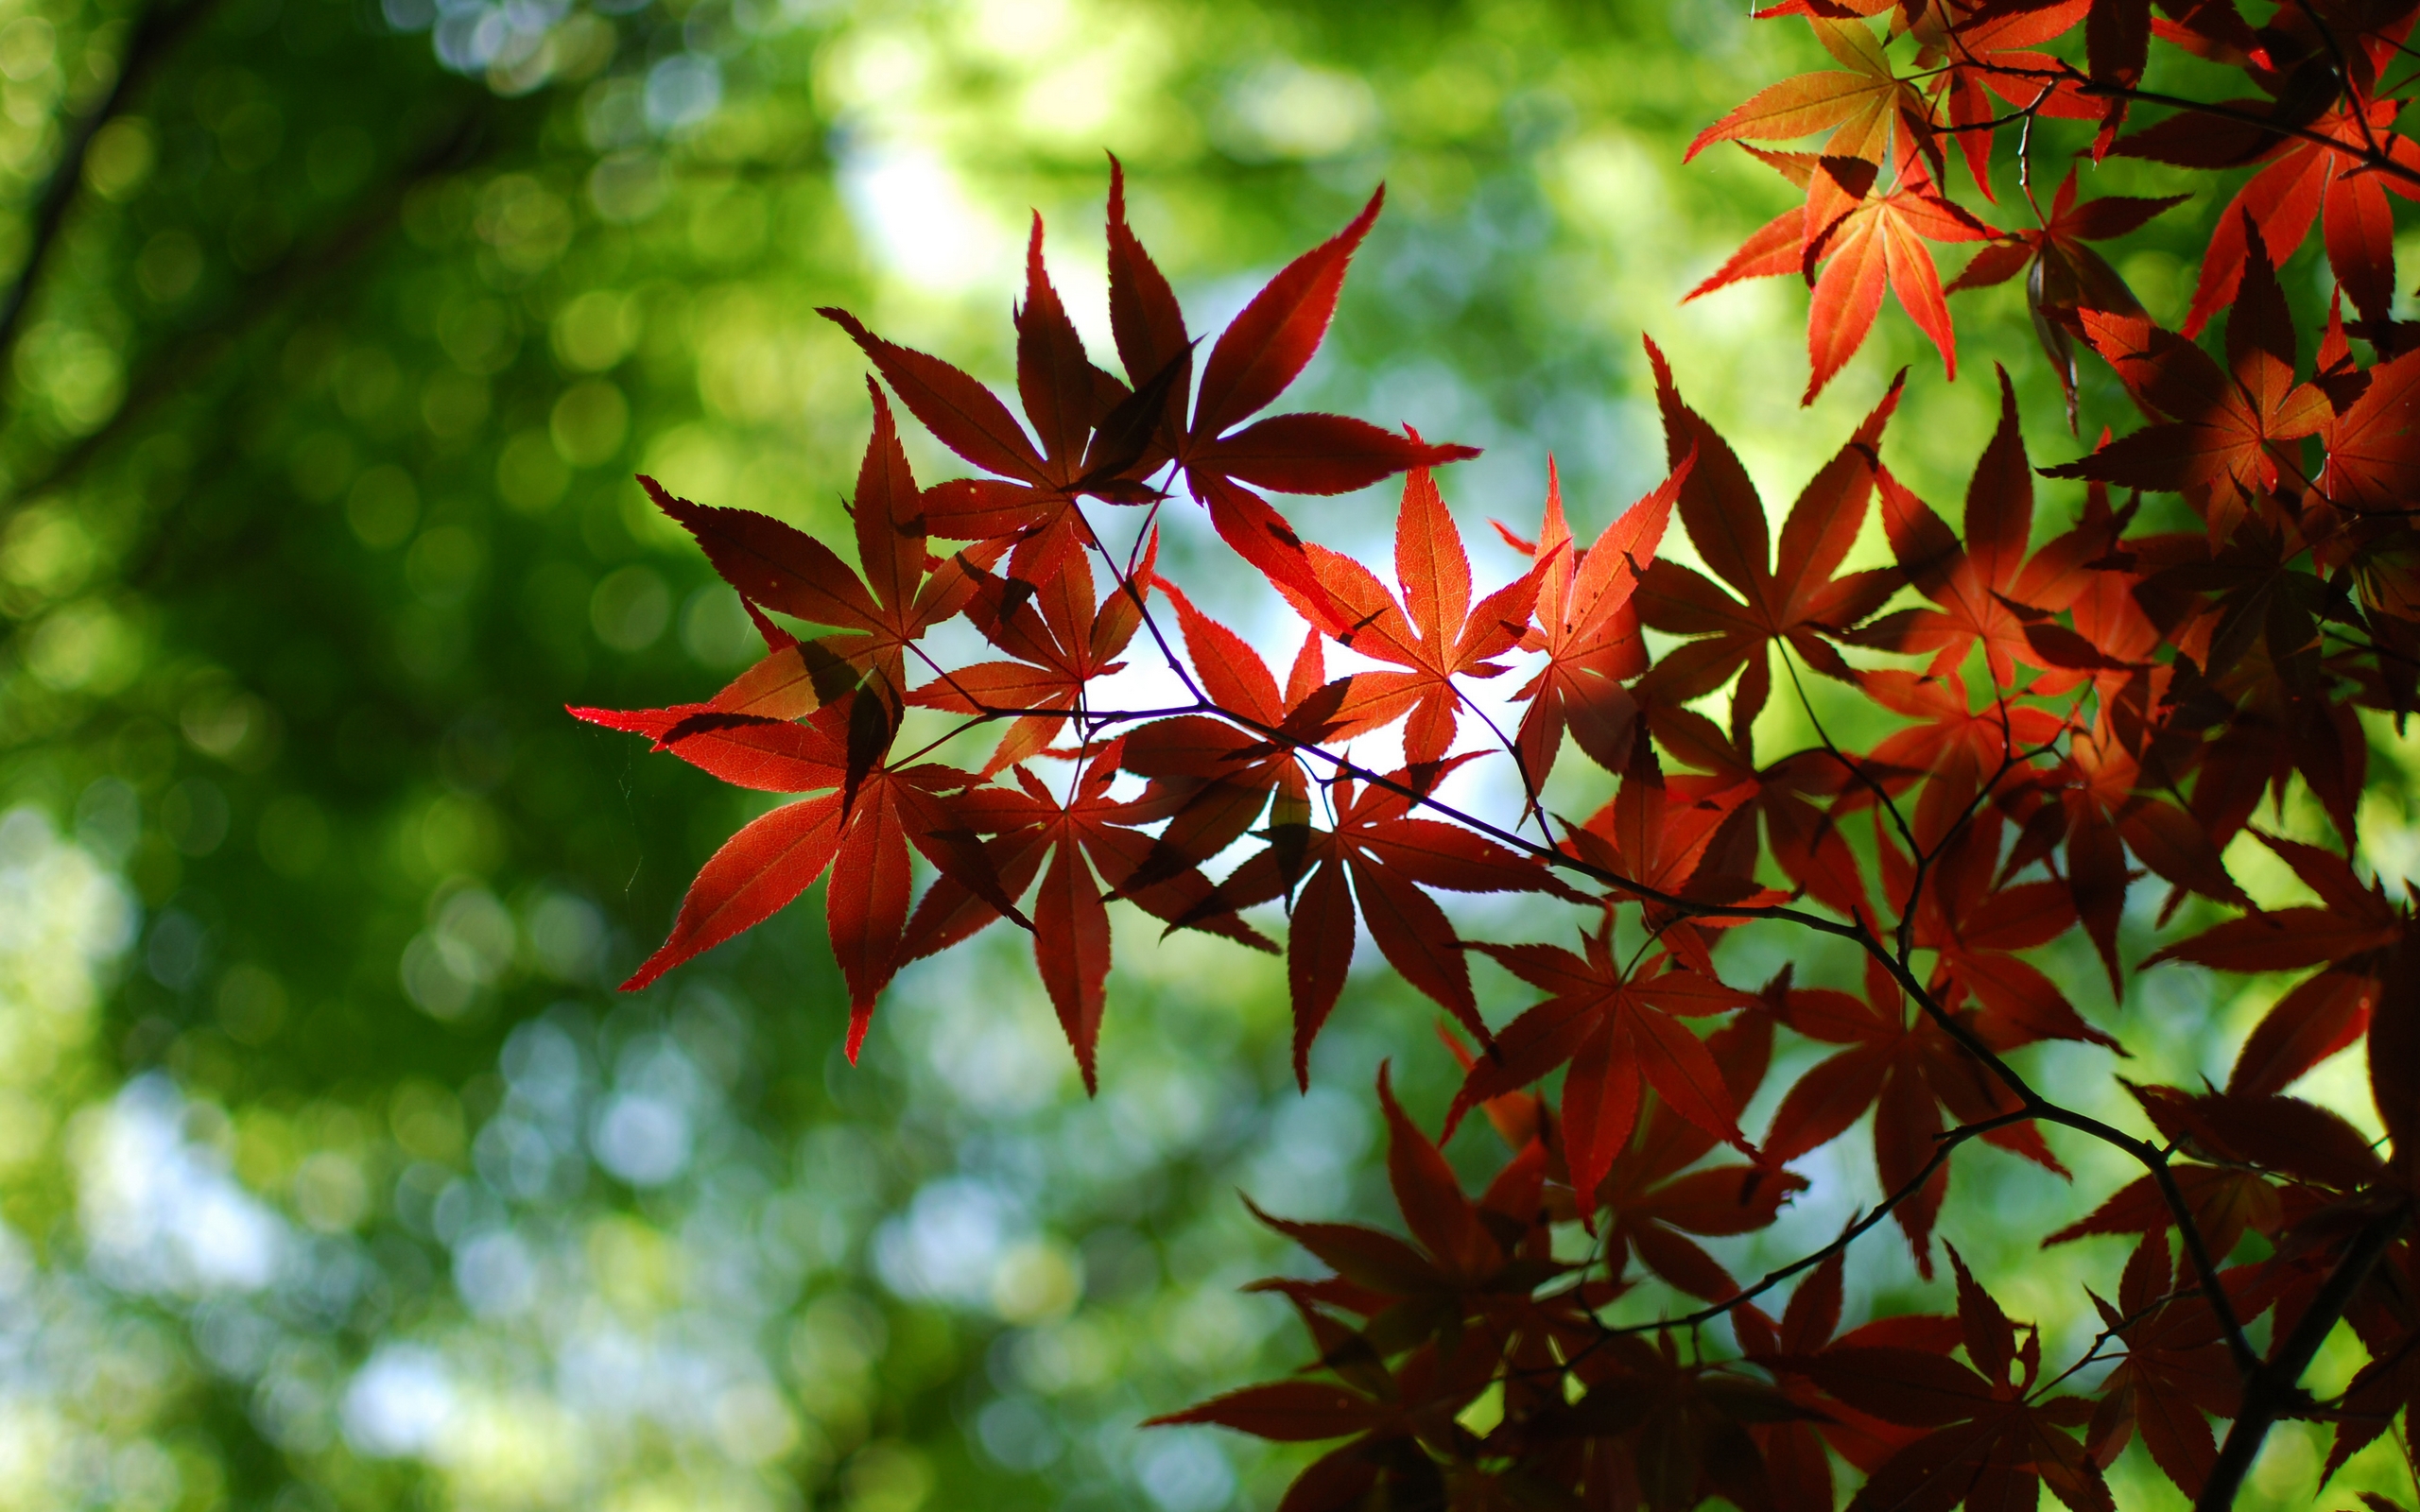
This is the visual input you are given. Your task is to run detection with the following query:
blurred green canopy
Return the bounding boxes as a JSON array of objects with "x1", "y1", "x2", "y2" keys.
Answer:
[{"x1": 0, "y1": 0, "x2": 2375, "y2": 1509}]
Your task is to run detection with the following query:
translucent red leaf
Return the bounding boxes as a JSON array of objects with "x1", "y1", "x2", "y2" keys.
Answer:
[
  {"x1": 1191, "y1": 474, "x2": 1345, "y2": 636},
  {"x1": 1156, "y1": 577, "x2": 1284, "y2": 725},
  {"x1": 711, "y1": 637, "x2": 866, "y2": 722},
  {"x1": 1783, "y1": 1251, "x2": 1845, "y2": 1354},
  {"x1": 1945, "y1": 1243, "x2": 2015, "y2": 1385},
  {"x1": 2147, "y1": 907, "x2": 2400, "y2": 973},
  {"x1": 1104, "y1": 155, "x2": 1191, "y2": 388},
  {"x1": 653, "y1": 712, "x2": 850, "y2": 792},
  {"x1": 567, "y1": 701, "x2": 713, "y2": 743},
  {"x1": 1287, "y1": 859, "x2": 1356, "y2": 1084},
  {"x1": 854, "y1": 381, "x2": 926, "y2": 612},
  {"x1": 1013, "y1": 214, "x2": 1101, "y2": 470},
  {"x1": 1033, "y1": 838, "x2": 1113, "y2": 1093},
  {"x1": 827, "y1": 782, "x2": 916, "y2": 1053},
  {"x1": 1242, "y1": 1196, "x2": 1440, "y2": 1294},
  {"x1": 643, "y1": 477, "x2": 881, "y2": 631},
  {"x1": 1347, "y1": 852, "x2": 1482, "y2": 1038},
  {"x1": 1765, "y1": 1045, "x2": 1892, "y2": 1163},
  {"x1": 1195, "y1": 413, "x2": 1479, "y2": 496},
  {"x1": 1687, "y1": 205, "x2": 1805, "y2": 301},
  {"x1": 2369, "y1": 943, "x2": 2420, "y2": 1160},
  {"x1": 1376, "y1": 1063, "x2": 1488, "y2": 1276},
  {"x1": 1795, "y1": 1347, "x2": 1997, "y2": 1427},
  {"x1": 1396, "y1": 462, "x2": 1471, "y2": 662},
  {"x1": 1192, "y1": 187, "x2": 1383, "y2": 438},
  {"x1": 2227, "y1": 969, "x2": 2377, "y2": 1098},
  {"x1": 819, "y1": 308, "x2": 1046, "y2": 484},
  {"x1": 1629, "y1": 1007, "x2": 1749, "y2": 1153},
  {"x1": 2323, "y1": 346, "x2": 2420, "y2": 509},
  {"x1": 1143, "y1": 1382, "x2": 1392, "y2": 1441},
  {"x1": 1648, "y1": 335, "x2": 1769, "y2": 602},
  {"x1": 622, "y1": 794, "x2": 844, "y2": 991},
  {"x1": 1562, "y1": 1022, "x2": 1645, "y2": 1222},
  {"x1": 1685, "y1": 69, "x2": 1897, "y2": 160}
]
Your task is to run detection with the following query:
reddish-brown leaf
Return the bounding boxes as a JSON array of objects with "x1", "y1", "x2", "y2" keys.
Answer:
[
  {"x1": 1144, "y1": 1382, "x2": 1394, "y2": 1441},
  {"x1": 820, "y1": 307, "x2": 1046, "y2": 485},
  {"x1": 1636, "y1": 340, "x2": 1903, "y2": 740},
  {"x1": 1193, "y1": 188, "x2": 1383, "y2": 438},
  {"x1": 1377, "y1": 1064, "x2": 1490, "y2": 1278}
]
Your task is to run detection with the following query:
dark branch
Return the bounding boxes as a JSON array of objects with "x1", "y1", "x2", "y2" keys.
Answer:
[
  {"x1": 0, "y1": 0, "x2": 223, "y2": 377},
  {"x1": 2198, "y1": 1202, "x2": 2409, "y2": 1511}
]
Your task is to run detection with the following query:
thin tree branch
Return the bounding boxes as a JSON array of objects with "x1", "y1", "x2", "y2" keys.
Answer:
[
  {"x1": 21, "y1": 96, "x2": 500, "y2": 516},
  {"x1": 0, "y1": 0, "x2": 224, "y2": 377},
  {"x1": 917, "y1": 656, "x2": 2265, "y2": 1372},
  {"x1": 2198, "y1": 1202, "x2": 2410, "y2": 1511},
  {"x1": 1974, "y1": 57, "x2": 2420, "y2": 192},
  {"x1": 1593, "y1": 1108, "x2": 2036, "y2": 1338}
]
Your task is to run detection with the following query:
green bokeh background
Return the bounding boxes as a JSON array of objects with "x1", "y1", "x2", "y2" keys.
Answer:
[{"x1": 0, "y1": 0, "x2": 2414, "y2": 1507}]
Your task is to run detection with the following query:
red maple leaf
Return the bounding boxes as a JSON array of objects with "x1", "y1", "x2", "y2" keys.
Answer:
[
  {"x1": 1846, "y1": 669, "x2": 2069, "y2": 820},
  {"x1": 1116, "y1": 578, "x2": 1381, "y2": 872},
  {"x1": 1930, "y1": 1, "x2": 2098, "y2": 196},
  {"x1": 2046, "y1": 229, "x2": 2330, "y2": 538},
  {"x1": 1150, "y1": 1070, "x2": 1547, "y2": 1509},
  {"x1": 1735, "y1": 1251, "x2": 1962, "y2": 1501},
  {"x1": 1685, "y1": 16, "x2": 1938, "y2": 178},
  {"x1": 573, "y1": 702, "x2": 1016, "y2": 1058},
  {"x1": 1808, "y1": 1246, "x2": 2115, "y2": 1512},
  {"x1": 2124, "y1": 1081, "x2": 2389, "y2": 1194},
  {"x1": 1235, "y1": 1065, "x2": 1567, "y2": 1343},
  {"x1": 907, "y1": 739, "x2": 1267, "y2": 1090},
  {"x1": 2146, "y1": 831, "x2": 2408, "y2": 1097},
  {"x1": 1859, "y1": 366, "x2": 2142, "y2": 687},
  {"x1": 1686, "y1": 148, "x2": 1992, "y2": 400},
  {"x1": 1446, "y1": 922, "x2": 1759, "y2": 1226},
  {"x1": 1642, "y1": 702, "x2": 1873, "y2": 922},
  {"x1": 2322, "y1": 336, "x2": 2420, "y2": 510},
  {"x1": 2043, "y1": 1158, "x2": 2283, "y2": 1263},
  {"x1": 1147, "y1": 1336, "x2": 1489, "y2": 1512},
  {"x1": 1212, "y1": 764, "x2": 1581, "y2": 1083},
  {"x1": 1520, "y1": 1332, "x2": 1816, "y2": 1512},
  {"x1": 1499, "y1": 456, "x2": 1684, "y2": 800},
  {"x1": 1945, "y1": 170, "x2": 2187, "y2": 423},
  {"x1": 639, "y1": 384, "x2": 996, "y2": 723},
  {"x1": 906, "y1": 536, "x2": 1156, "y2": 776},
  {"x1": 2118, "y1": 94, "x2": 2420, "y2": 333},
  {"x1": 1286, "y1": 458, "x2": 1547, "y2": 765},
  {"x1": 1763, "y1": 954, "x2": 2068, "y2": 1272},
  {"x1": 821, "y1": 216, "x2": 1145, "y2": 587},
  {"x1": 820, "y1": 165, "x2": 1478, "y2": 612},
  {"x1": 1562, "y1": 732, "x2": 1781, "y2": 974},
  {"x1": 1598, "y1": 1006, "x2": 1807, "y2": 1298},
  {"x1": 2050, "y1": 718, "x2": 2248, "y2": 992},
  {"x1": 1804, "y1": 180, "x2": 1996, "y2": 400},
  {"x1": 1634, "y1": 339, "x2": 1906, "y2": 743},
  {"x1": 1097, "y1": 161, "x2": 1479, "y2": 621},
  {"x1": 1889, "y1": 805, "x2": 2121, "y2": 1052},
  {"x1": 2083, "y1": 1227, "x2": 2244, "y2": 1499}
]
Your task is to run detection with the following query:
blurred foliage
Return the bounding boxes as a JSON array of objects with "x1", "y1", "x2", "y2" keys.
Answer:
[{"x1": 0, "y1": 0, "x2": 2403, "y2": 1509}]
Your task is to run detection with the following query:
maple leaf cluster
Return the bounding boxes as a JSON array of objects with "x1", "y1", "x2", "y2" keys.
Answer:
[
  {"x1": 566, "y1": 2, "x2": 2420, "y2": 1494},
  {"x1": 1687, "y1": 0, "x2": 2420, "y2": 420}
]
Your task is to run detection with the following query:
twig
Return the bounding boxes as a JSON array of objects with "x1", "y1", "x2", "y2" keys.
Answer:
[
  {"x1": 0, "y1": 0, "x2": 224, "y2": 374},
  {"x1": 21, "y1": 95, "x2": 501, "y2": 516},
  {"x1": 1594, "y1": 1108, "x2": 2036, "y2": 1337},
  {"x1": 2197, "y1": 1202, "x2": 2410, "y2": 1511}
]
